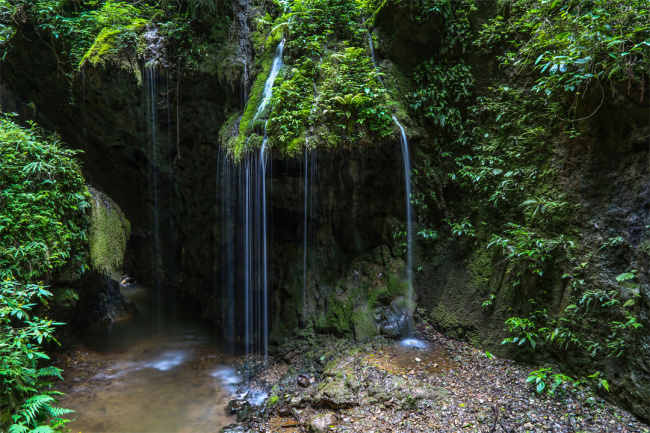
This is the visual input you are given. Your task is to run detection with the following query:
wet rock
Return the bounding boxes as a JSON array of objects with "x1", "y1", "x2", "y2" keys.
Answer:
[
  {"x1": 119, "y1": 274, "x2": 134, "y2": 286},
  {"x1": 219, "y1": 424, "x2": 245, "y2": 433},
  {"x1": 289, "y1": 394, "x2": 312, "y2": 408},
  {"x1": 309, "y1": 413, "x2": 337, "y2": 432},
  {"x1": 227, "y1": 399, "x2": 250, "y2": 415},
  {"x1": 278, "y1": 406, "x2": 293, "y2": 417},
  {"x1": 314, "y1": 377, "x2": 358, "y2": 408},
  {"x1": 379, "y1": 297, "x2": 415, "y2": 337},
  {"x1": 236, "y1": 405, "x2": 252, "y2": 422},
  {"x1": 297, "y1": 374, "x2": 311, "y2": 388}
]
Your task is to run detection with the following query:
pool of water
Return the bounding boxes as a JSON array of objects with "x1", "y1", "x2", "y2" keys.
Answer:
[{"x1": 55, "y1": 283, "x2": 237, "y2": 433}]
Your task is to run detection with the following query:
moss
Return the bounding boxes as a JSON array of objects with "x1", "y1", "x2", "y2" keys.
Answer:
[
  {"x1": 352, "y1": 305, "x2": 377, "y2": 341},
  {"x1": 239, "y1": 57, "x2": 274, "y2": 137},
  {"x1": 467, "y1": 244, "x2": 496, "y2": 297},
  {"x1": 284, "y1": 133, "x2": 307, "y2": 157},
  {"x1": 88, "y1": 187, "x2": 131, "y2": 275},
  {"x1": 387, "y1": 274, "x2": 408, "y2": 297},
  {"x1": 81, "y1": 20, "x2": 147, "y2": 82},
  {"x1": 267, "y1": 396, "x2": 279, "y2": 407},
  {"x1": 319, "y1": 294, "x2": 353, "y2": 337}
]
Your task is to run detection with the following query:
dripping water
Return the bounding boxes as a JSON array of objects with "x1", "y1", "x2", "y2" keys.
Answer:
[
  {"x1": 215, "y1": 39, "x2": 284, "y2": 366},
  {"x1": 302, "y1": 148, "x2": 317, "y2": 313},
  {"x1": 392, "y1": 115, "x2": 413, "y2": 290},
  {"x1": 254, "y1": 39, "x2": 285, "y2": 120},
  {"x1": 144, "y1": 65, "x2": 163, "y2": 334},
  {"x1": 369, "y1": 32, "x2": 378, "y2": 68}
]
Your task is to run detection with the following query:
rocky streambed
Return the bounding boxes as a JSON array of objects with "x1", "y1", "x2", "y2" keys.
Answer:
[
  {"x1": 219, "y1": 322, "x2": 649, "y2": 433},
  {"x1": 49, "y1": 314, "x2": 649, "y2": 433}
]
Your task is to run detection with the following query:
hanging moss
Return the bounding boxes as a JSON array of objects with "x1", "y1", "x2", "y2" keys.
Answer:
[
  {"x1": 81, "y1": 20, "x2": 148, "y2": 83},
  {"x1": 87, "y1": 187, "x2": 130, "y2": 275}
]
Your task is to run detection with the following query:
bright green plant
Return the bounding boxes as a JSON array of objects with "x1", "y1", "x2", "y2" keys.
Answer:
[
  {"x1": 502, "y1": 316, "x2": 539, "y2": 348},
  {"x1": 0, "y1": 115, "x2": 88, "y2": 431},
  {"x1": 1, "y1": 280, "x2": 73, "y2": 432},
  {"x1": 526, "y1": 367, "x2": 577, "y2": 395},
  {"x1": 0, "y1": 115, "x2": 89, "y2": 281}
]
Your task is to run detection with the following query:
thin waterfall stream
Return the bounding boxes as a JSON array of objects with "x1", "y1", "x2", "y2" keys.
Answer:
[
  {"x1": 392, "y1": 115, "x2": 413, "y2": 289},
  {"x1": 368, "y1": 31, "x2": 412, "y2": 290}
]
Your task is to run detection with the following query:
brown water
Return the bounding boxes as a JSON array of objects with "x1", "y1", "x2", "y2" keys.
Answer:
[{"x1": 56, "y1": 284, "x2": 237, "y2": 433}]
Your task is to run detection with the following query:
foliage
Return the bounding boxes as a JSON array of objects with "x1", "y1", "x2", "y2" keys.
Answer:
[
  {"x1": 0, "y1": 115, "x2": 89, "y2": 281},
  {"x1": 0, "y1": 115, "x2": 87, "y2": 431},
  {"x1": 225, "y1": 0, "x2": 395, "y2": 160},
  {"x1": 488, "y1": 223, "x2": 571, "y2": 276},
  {"x1": 526, "y1": 367, "x2": 576, "y2": 396},
  {"x1": 0, "y1": 0, "x2": 227, "y2": 76},
  {"x1": 478, "y1": 0, "x2": 649, "y2": 114},
  {"x1": 406, "y1": 0, "x2": 647, "y2": 401},
  {"x1": 410, "y1": 60, "x2": 474, "y2": 136},
  {"x1": 0, "y1": 280, "x2": 74, "y2": 432},
  {"x1": 359, "y1": 0, "x2": 476, "y2": 54}
]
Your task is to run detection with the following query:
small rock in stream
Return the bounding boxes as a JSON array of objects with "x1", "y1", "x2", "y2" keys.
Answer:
[
  {"x1": 219, "y1": 424, "x2": 245, "y2": 433},
  {"x1": 227, "y1": 399, "x2": 250, "y2": 415}
]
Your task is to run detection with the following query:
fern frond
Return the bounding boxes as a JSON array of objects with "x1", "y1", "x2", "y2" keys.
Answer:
[
  {"x1": 47, "y1": 406, "x2": 75, "y2": 417},
  {"x1": 31, "y1": 426, "x2": 57, "y2": 433},
  {"x1": 36, "y1": 366, "x2": 63, "y2": 379},
  {"x1": 8, "y1": 424, "x2": 30, "y2": 433}
]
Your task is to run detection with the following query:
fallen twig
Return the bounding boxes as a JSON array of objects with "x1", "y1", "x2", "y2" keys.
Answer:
[{"x1": 489, "y1": 403, "x2": 499, "y2": 433}]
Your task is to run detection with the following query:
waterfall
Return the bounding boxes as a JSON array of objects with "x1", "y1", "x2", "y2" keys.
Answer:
[
  {"x1": 368, "y1": 32, "x2": 378, "y2": 68},
  {"x1": 366, "y1": 31, "x2": 413, "y2": 292},
  {"x1": 392, "y1": 116, "x2": 413, "y2": 289},
  {"x1": 302, "y1": 149, "x2": 317, "y2": 314},
  {"x1": 144, "y1": 67, "x2": 164, "y2": 332},
  {"x1": 216, "y1": 39, "x2": 284, "y2": 361},
  {"x1": 255, "y1": 39, "x2": 285, "y2": 120}
]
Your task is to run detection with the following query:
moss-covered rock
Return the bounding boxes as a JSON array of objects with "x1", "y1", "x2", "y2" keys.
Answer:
[{"x1": 88, "y1": 187, "x2": 130, "y2": 275}]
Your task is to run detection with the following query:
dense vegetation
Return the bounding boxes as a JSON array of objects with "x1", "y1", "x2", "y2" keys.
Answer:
[
  {"x1": 221, "y1": 0, "x2": 396, "y2": 160},
  {"x1": 405, "y1": 0, "x2": 648, "y2": 394},
  {"x1": 0, "y1": 115, "x2": 88, "y2": 432}
]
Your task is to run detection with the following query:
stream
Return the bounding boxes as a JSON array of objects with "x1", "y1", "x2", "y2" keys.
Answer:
[{"x1": 55, "y1": 282, "x2": 237, "y2": 433}]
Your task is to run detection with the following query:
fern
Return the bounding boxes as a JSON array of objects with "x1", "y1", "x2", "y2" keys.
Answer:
[
  {"x1": 8, "y1": 425, "x2": 30, "y2": 433},
  {"x1": 9, "y1": 391, "x2": 73, "y2": 433},
  {"x1": 36, "y1": 366, "x2": 63, "y2": 379}
]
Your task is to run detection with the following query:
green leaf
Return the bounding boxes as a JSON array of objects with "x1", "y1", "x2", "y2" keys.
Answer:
[{"x1": 616, "y1": 272, "x2": 635, "y2": 282}]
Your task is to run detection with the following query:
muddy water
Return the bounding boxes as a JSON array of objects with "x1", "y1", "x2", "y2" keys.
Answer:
[
  {"x1": 56, "y1": 284, "x2": 236, "y2": 433},
  {"x1": 363, "y1": 338, "x2": 455, "y2": 375}
]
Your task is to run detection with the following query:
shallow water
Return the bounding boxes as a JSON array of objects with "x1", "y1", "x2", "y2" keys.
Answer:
[{"x1": 56, "y1": 283, "x2": 236, "y2": 433}]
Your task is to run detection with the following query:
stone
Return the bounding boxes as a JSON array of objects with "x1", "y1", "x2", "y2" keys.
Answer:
[
  {"x1": 297, "y1": 374, "x2": 311, "y2": 388},
  {"x1": 379, "y1": 297, "x2": 415, "y2": 337},
  {"x1": 309, "y1": 413, "x2": 337, "y2": 432},
  {"x1": 227, "y1": 399, "x2": 250, "y2": 414},
  {"x1": 219, "y1": 424, "x2": 245, "y2": 433}
]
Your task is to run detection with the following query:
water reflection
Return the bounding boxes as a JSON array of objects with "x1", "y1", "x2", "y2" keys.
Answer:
[{"x1": 56, "y1": 283, "x2": 236, "y2": 433}]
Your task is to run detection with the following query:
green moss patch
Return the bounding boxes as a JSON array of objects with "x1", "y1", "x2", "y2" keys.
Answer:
[{"x1": 88, "y1": 187, "x2": 130, "y2": 274}]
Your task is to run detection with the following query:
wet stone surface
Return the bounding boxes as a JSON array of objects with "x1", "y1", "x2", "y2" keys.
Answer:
[{"x1": 222, "y1": 323, "x2": 649, "y2": 433}]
